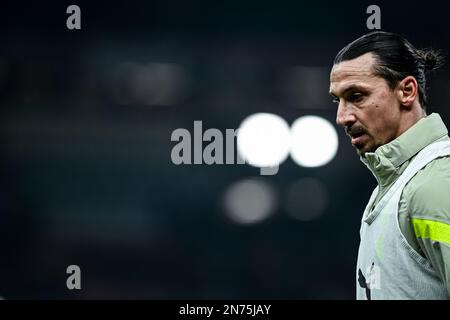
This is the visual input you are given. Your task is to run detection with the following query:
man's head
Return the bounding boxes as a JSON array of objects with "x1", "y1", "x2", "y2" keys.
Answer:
[{"x1": 329, "y1": 31, "x2": 444, "y2": 156}]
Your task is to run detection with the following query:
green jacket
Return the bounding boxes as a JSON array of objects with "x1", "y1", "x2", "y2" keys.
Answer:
[{"x1": 361, "y1": 113, "x2": 450, "y2": 296}]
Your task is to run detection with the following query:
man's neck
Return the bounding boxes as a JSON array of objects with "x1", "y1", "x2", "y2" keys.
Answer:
[{"x1": 395, "y1": 106, "x2": 426, "y2": 140}]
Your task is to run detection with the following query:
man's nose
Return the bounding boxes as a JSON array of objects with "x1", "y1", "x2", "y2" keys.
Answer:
[{"x1": 336, "y1": 101, "x2": 356, "y2": 127}]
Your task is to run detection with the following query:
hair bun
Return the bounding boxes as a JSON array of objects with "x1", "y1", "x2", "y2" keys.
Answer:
[{"x1": 418, "y1": 49, "x2": 445, "y2": 72}]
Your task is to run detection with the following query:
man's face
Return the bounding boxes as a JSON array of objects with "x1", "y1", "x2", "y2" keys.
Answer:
[{"x1": 330, "y1": 52, "x2": 402, "y2": 156}]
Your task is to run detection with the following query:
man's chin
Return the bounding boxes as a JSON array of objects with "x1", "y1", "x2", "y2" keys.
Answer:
[
  {"x1": 356, "y1": 148, "x2": 366, "y2": 157},
  {"x1": 355, "y1": 144, "x2": 376, "y2": 157}
]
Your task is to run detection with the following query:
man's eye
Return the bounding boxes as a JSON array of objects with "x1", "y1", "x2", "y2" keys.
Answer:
[{"x1": 348, "y1": 93, "x2": 363, "y2": 103}]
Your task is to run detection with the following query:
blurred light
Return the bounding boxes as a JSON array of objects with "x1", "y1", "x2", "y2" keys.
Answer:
[
  {"x1": 279, "y1": 66, "x2": 329, "y2": 109},
  {"x1": 109, "y1": 62, "x2": 189, "y2": 106},
  {"x1": 284, "y1": 177, "x2": 328, "y2": 221},
  {"x1": 131, "y1": 63, "x2": 189, "y2": 106},
  {"x1": 222, "y1": 178, "x2": 277, "y2": 225},
  {"x1": 290, "y1": 115, "x2": 338, "y2": 167},
  {"x1": 237, "y1": 113, "x2": 291, "y2": 167}
]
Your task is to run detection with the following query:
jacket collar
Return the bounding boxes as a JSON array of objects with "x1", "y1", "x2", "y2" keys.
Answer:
[{"x1": 360, "y1": 113, "x2": 448, "y2": 187}]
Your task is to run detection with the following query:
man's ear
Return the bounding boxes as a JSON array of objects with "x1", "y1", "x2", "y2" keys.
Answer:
[{"x1": 396, "y1": 76, "x2": 418, "y2": 108}]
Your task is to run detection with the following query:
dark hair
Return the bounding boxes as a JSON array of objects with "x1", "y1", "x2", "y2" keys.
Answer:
[{"x1": 334, "y1": 31, "x2": 445, "y2": 110}]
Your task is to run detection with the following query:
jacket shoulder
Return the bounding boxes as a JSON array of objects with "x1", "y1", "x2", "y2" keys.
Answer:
[{"x1": 403, "y1": 155, "x2": 450, "y2": 222}]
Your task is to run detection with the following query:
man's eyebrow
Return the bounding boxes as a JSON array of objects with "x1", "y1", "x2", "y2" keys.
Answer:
[{"x1": 330, "y1": 84, "x2": 368, "y2": 98}]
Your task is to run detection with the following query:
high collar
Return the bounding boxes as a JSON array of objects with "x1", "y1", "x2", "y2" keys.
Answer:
[{"x1": 360, "y1": 113, "x2": 449, "y2": 187}]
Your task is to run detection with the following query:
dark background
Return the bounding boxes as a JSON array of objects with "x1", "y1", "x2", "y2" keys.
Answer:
[{"x1": 0, "y1": 0, "x2": 449, "y2": 299}]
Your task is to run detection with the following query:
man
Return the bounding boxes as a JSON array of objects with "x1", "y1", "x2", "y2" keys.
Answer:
[{"x1": 329, "y1": 31, "x2": 450, "y2": 299}]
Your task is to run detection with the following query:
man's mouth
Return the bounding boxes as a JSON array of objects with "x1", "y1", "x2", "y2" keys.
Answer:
[
  {"x1": 351, "y1": 133, "x2": 366, "y2": 146},
  {"x1": 346, "y1": 128, "x2": 367, "y2": 146}
]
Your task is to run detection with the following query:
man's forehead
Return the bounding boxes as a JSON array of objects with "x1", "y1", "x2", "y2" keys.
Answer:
[{"x1": 329, "y1": 53, "x2": 377, "y2": 93}]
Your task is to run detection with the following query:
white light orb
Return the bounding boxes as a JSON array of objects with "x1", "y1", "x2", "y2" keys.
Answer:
[
  {"x1": 290, "y1": 116, "x2": 338, "y2": 167},
  {"x1": 237, "y1": 113, "x2": 291, "y2": 168},
  {"x1": 222, "y1": 178, "x2": 277, "y2": 225}
]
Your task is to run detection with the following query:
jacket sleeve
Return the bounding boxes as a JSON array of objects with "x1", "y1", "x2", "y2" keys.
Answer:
[{"x1": 402, "y1": 157, "x2": 450, "y2": 296}]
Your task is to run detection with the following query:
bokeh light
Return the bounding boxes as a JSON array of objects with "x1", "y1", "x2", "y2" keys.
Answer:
[
  {"x1": 222, "y1": 178, "x2": 277, "y2": 225},
  {"x1": 279, "y1": 66, "x2": 329, "y2": 109},
  {"x1": 109, "y1": 62, "x2": 189, "y2": 106},
  {"x1": 290, "y1": 115, "x2": 338, "y2": 167},
  {"x1": 237, "y1": 113, "x2": 291, "y2": 168}
]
